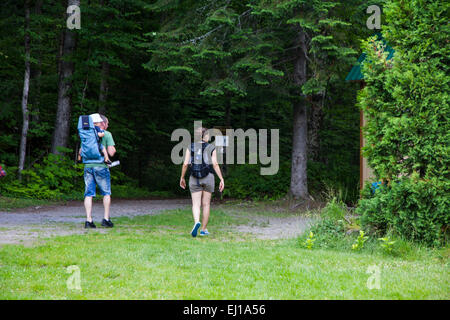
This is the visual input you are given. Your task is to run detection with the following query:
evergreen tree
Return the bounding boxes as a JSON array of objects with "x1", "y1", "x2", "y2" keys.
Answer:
[{"x1": 357, "y1": 0, "x2": 449, "y2": 245}]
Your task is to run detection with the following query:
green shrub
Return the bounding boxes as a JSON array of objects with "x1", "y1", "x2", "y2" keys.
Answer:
[
  {"x1": 308, "y1": 161, "x2": 359, "y2": 205},
  {"x1": 351, "y1": 230, "x2": 369, "y2": 251},
  {"x1": 0, "y1": 151, "x2": 153, "y2": 201},
  {"x1": 0, "y1": 152, "x2": 83, "y2": 199},
  {"x1": 301, "y1": 200, "x2": 350, "y2": 249},
  {"x1": 356, "y1": 0, "x2": 449, "y2": 247},
  {"x1": 357, "y1": 175, "x2": 449, "y2": 246},
  {"x1": 222, "y1": 162, "x2": 290, "y2": 200},
  {"x1": 378, "y1": 236, "x2": 396, "y2": 254},
  {"x1": 112, "y1": 185, "x2": 152, "y2": 199},
  {"x1": 141, "y1": 159, "x2": 183, "y2": 194},
  {"x1": 321, "y1": 197, "x2": 347, "y2": 221},
  {"x1": 308, "y1": 218, "x2": 347, "y2": 248},
  {"x1": 303, "y1": 231, "x2": 316, "y2": 250}
]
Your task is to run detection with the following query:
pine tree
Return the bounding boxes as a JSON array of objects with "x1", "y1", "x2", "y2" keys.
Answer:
[{"x1": 145, "y1": 0, "x2": 361, "y2": 200}]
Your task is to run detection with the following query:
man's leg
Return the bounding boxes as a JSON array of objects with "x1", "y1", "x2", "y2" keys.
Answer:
[
  {"x1": 201, "y1": 191, "x2": 212, "y2": 231},
  {"x1": 84, "y1": 196, "x2": 93, "y2": 222},
  {"x1": 103, "y1": 195, "x2": 111, "y2": 220},
  {"x1": 83, "y1": 167, "x2": 96, "y2": 224},
  {"x1": 93, "y1": 167, "x2": 113, "y2": 225}
]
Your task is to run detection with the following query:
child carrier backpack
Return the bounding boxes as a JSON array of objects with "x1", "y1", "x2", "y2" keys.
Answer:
[
  {"x1": 190, "y1": 142, "x2": 213, "y2": 185},
  {"x1": 77, "y1": 115, "x2": 104, "y2": 164}
]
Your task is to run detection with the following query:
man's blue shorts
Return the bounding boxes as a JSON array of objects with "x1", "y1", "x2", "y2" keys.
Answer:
[{"x1": 84, "y1": 167, "x2": 111, "y2": 197}]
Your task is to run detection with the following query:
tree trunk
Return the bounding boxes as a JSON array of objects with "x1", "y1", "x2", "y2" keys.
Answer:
[
  {"x1": 225, "y1": 98, "x2": 231, "y2": 126},
  {"x1": 31, "y1": 0, "x2": 43, "y2": 124},
  {"x1": 290, "y1": 28, "x2": 308, "y2": 199},
  {"x1": 51, "y1": 0, "x2": 80, "y2": 154},
  {"x1": 18, "y1": 1, "x2": 31, "y2": 180},
  {"x1": 240, "y1": 103, "x2": 246, "y2": 128},
  {"x1": 307, "y1": 95, "x2": 323, "y2": 162},
  {"x1": 97, "y1": 0, "x2": 109, "y2": 115},
  {"x1": 98, "y1": 61, "x2": 110, "y2": 114}
]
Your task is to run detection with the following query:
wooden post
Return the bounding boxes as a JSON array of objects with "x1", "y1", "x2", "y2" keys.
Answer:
[
  {"x1": 359, "y1": 81, "x2": 365, "y2": 193},
  {"x1": 359, "y1": 81, "x2": 376, "y2": 195}
]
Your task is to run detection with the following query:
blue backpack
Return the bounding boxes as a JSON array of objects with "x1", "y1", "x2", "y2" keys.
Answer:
[{"x1": 77, "y1": 115, "x2": 104, "y2": 164}]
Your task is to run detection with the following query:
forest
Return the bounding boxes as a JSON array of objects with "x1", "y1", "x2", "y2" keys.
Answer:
[{"x1": 0, "y1": 0, "x2": 448, "y2": 246}]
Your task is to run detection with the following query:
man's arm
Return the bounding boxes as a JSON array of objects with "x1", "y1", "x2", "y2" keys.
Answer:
[
  {"x1": 107, "y1": 145, "x2": 116, "y2": 157},
  {"x1": 103, "y1": 131, "x2": 116, "y2": 157}
]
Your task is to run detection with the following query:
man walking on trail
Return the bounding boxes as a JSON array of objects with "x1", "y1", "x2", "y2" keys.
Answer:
[{"x1": 83, "y1": 113, "x2": 116, "y2": 229}]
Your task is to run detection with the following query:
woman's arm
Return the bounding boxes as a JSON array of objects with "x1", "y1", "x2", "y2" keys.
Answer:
[
  {"x1": 180, "y1": 148, "x2": 190, "y2": 189},
  {"x1": 211, "y1": 150, "x2": 224, "y2": 192}
]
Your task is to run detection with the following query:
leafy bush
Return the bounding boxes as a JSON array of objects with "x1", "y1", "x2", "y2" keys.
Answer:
[
  {"x1": 357, "y1": 175, "x2": 449, "y2": 246},
  {"x1": 0, "y1": 152, "x2": 83, "y2": 199},
  {"x1": 305, "y1": 218, "x2": 347, "y2": 249},
  {"x1": 112, "y1": 185, "x2": 152, "y2": 199},
  {"x1": 0, "y1": 151, "x2": 153, "y2": 200},
  {"x1": 352, "y1": 230, "x2": 369, "y2": 251},
  {"x1": 308, "y1": 161, "x2": 359, "y2": 206},
  {"x1": 299, "y1": 199, "x2": 350, "y2": 249},
  {"x1": 378, "y1": 236, "x2": 396, "y2": 254},
  {"x1": 356, "y1": 0, "x2": 449, "y2": 247},
  {"x1": 303, "y1": 231, "x2": 316, "y2": 250},
  {"x1": 222, "y1": 161, "x2": 290, "y2": 200},
  {"x1": 321, "y1": 197, "x2": 347, "y2": 221},
  {"x1": 141, "y1": 159, "x2": 183, "y2": 195}
]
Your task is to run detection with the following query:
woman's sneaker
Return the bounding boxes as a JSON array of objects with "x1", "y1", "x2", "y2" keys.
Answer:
[
  {"x1": 191, "y1": 222, "x2": 201, "y2": 237},
  {"x1": 200, "y1": 229, "x2": 210, "y2": 236}
]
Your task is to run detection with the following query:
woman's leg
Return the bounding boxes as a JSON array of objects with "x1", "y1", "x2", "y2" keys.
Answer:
[
  {"x1": 191, "y1": 191, "x2": 202, "y2": 223},
  {"x1": 201, "y1": 191, "x2": 212, "y2": 230}
]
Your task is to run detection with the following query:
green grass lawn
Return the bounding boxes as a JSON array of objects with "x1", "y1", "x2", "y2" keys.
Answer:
[{"x1": 0, "y1": 208, "x2": 448, "y2": 299}]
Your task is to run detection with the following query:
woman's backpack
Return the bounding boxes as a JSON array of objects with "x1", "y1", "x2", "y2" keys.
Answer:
[{"x1": 190, "y1": 142, "x2": 213, "y2": 181}]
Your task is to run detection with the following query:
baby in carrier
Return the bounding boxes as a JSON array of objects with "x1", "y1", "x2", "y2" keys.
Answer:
[{"x1": 77, "y1": 114, "x2": 111, "y2": 164}]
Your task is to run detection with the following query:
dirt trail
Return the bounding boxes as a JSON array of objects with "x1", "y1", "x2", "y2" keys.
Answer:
[
  {"x1": 233, "y1": 215, "x2": 315, "y2": 240},
  {"x1": 0, "y1": 199, "x2": 190, "y2": 246},
  {"x1": 0, "y1": 199, "x2": 314, "y2": 245}
]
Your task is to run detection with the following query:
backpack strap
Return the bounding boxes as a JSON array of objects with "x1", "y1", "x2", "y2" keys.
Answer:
[
  {"x1": 191, "y1": 143, "x2": 199, "y2": 186},
  {"x1": 93, "y1": 127, "x2": 103, "y2": 155}
]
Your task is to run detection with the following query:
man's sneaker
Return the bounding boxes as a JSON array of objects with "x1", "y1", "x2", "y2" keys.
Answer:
[
  {"x1": 85, "y1": 221, "x2": 96, "y2": 229},
  {"x1": 101, "y1": 219, "x2": 114, "y2": 228},
  {"x1": 200, "y1": 229, "x2": 210, "y2": 236},
  {"x1": 191, "y1": 222, "x2": 201, "y2": 237}
]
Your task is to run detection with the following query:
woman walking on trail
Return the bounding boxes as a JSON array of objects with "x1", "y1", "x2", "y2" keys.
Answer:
[{"x1": 179, "y1": 127, "x2": 225, "y2": 237}]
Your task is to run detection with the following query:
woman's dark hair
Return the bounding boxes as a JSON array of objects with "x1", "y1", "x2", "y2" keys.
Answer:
[{"x1": 195, "y1": 127, "x2": 208, "y2": 140}]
